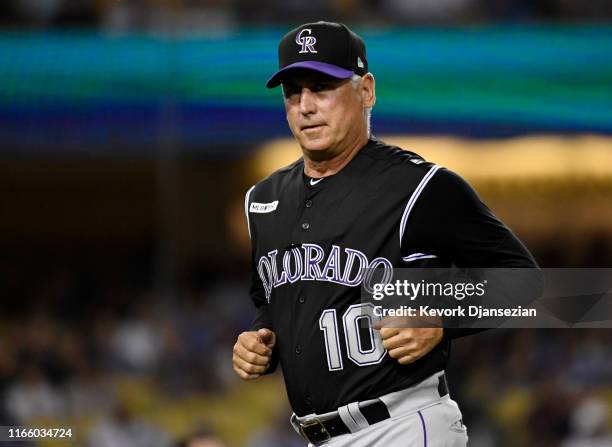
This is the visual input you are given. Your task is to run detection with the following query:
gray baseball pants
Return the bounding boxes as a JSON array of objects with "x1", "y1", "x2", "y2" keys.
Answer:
[{"x1": 291, "y1": 371, "x2": 468, "y2": 447}]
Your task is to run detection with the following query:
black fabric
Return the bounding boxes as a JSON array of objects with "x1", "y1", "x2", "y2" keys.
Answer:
[
  {"x1": 402, "y1": 168, "x2": 542, "y2": 339},
  {"x1": 359, "y1": 399, "x2": 391, "y2": 423},
  {"x1": 246, "y1": 138, "x2": 539, "y2": 416},
  {"x1": 278, "y1": 22, "x2": 366, "y2": 74},
  {"x1": 401, "y1": 169, "x2": 538, "y2": 269},
  {"x1": 267, "y1": 21, "x2": 367, "y2": 87},
  {"x1": 303, "y1": 172, "x2": 327, "y2": 188}
]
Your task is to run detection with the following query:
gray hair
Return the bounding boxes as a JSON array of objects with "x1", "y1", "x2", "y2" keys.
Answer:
[{"x1": 351, "y1": 74, "x2": 372, "y2": 137}]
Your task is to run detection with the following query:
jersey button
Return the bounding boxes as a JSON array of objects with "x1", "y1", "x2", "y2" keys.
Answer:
[
  {"x1": 305, "y1": 199, "x2": 313, "y2": 208},
  {"x1": 301, "y1": 222, "x2": 310, "y2": 230},
  {"x1": 295, "y1": 345, "x2": 302, "y2": 355},
  {"x1": 298, "y1": 296, "x2": 305, "y2": 304}
]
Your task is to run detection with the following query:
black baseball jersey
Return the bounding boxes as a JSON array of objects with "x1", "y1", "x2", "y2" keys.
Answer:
[{"x1": 244, "y1": 138, "x2": 537, "y2": 416}]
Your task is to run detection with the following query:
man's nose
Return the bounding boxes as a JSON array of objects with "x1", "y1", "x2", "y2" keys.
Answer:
[{"x1": 299, "y1": 88, "x2": 316, "y2": 115}]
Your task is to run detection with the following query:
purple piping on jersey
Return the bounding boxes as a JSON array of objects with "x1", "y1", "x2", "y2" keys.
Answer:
[
  {"x1": 244, "y1": 185, "x2": 256, "y2": 239},
  {"x1": 402, "y1": 254, "x2": 438, "y2": 262},
  {"x1": 398, "y1": 165, "x2": 441, "y2": 244},
  {"x1": 417, "y1": 410, "x2": 427, "y2": 447}
]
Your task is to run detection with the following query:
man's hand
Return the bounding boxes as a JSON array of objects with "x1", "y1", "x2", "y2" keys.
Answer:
[
  {"x1": 374, "y1": 318, "x2": 443, "y2": 365},
  {"x1": 232, "y1": 328, "x2": 276, "y2": 380}
]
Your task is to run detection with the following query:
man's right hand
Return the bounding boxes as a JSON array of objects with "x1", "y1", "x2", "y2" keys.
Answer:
[{"x1": 232, "y1": 328, "x2": 276, "y2": 380}]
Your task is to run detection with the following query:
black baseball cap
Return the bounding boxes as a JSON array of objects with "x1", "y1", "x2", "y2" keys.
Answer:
[{"x1": 266, "y1": 21, "x2": 368, "y2": 88}]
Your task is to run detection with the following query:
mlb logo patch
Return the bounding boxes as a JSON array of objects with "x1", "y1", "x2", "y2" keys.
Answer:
[{"x1": 250, "y1": 201, "x2": 279, "y2": 213}]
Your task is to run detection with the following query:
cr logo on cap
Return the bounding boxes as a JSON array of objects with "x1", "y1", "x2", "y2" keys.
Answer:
[{"x1": 295, "y1": 29, "x2": 317, "y2": 54}]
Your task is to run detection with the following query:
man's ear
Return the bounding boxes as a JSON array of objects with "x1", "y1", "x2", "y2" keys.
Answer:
[{"x1": 361, "y1": 73, "x2": 376, "y2": 108}]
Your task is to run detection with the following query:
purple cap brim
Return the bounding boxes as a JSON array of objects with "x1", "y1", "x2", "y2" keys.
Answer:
[{"x1": 266, "y1": 61, "x2": 354, "y2": 88}]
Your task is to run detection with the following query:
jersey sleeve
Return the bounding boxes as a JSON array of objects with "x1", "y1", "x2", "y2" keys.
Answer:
[
  {"x1": 248, "y1": 257, "x2": 273, "y2": 330},
  {"x1": 401, "y1": 168, "x2": 541, "y2": 339},
  {"x1": 244, "y1": 186, "x2": 280, "y2": 373},
  {"x1": 401, "y1": 167, "x2": 538, "y2": 268}
]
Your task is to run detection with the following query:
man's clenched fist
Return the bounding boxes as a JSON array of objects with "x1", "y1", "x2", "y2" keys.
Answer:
[
  {"x1": 232, "y1": 328, "x2": 276, "y2": 380},
  {"x1": 374, "y1": 318, "x2": 443, "y2": 365}
]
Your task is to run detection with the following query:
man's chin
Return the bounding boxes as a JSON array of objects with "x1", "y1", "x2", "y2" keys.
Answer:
[{"x1": 298, "y1": 135, "x2": 331, "y2": 153}]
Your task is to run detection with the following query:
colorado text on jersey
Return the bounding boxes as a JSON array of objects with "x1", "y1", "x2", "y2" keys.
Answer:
[{"x1": 257, "y1": 243, "x2": 393, "y2": 302}]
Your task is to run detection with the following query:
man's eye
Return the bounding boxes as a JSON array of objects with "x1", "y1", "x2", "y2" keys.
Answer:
[
  {"x1": 313, "y1": 83, "x2": 329, "y2": 92},
  {"x1": 283, "y1": 86, "x2": 299, "y2": 97}
]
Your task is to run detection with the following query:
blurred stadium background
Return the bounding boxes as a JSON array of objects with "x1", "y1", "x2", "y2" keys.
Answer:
[{"x1": 1, "y1": 1, "x2": 612, "y2": 446}]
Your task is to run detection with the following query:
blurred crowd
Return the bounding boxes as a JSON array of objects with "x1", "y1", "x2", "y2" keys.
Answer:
[
  {"x1": 1, "y1": 0, "x2": 612, "y2": 31},
  {"x1": 449, "y1": 330, "x2": 612, "y2": 447},
  {"x1": 0, "y1": 261, "x2": 244, "y2": 446},
  {"x1": 0, "y1": 244, "x2": 611, "y2": 446}
]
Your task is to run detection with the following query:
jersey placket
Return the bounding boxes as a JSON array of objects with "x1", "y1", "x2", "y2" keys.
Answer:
[{"x1": 291, "y1": 180, "x2": 325, "y2": 412}]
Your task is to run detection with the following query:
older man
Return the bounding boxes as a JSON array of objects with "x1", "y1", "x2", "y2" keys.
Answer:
[{"x1": 233, "y1": 21, "x2": 537, "y2": 446}]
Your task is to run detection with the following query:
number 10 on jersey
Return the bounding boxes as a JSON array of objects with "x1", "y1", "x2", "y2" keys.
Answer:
[{"x1": 319, "y1": 303, "x2": 387, "y2": 371}]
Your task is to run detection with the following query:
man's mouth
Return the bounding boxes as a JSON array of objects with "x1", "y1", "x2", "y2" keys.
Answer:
[{"x1": 301, "y1": 124, "x2": 325, "y2": 131}]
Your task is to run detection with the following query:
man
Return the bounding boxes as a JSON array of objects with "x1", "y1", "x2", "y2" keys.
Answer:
[{"x1": 233, "y1": 21, "x2": 538, "y2": 446}]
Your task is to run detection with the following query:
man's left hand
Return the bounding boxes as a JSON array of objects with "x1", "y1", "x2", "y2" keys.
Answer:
[{"x1": 374, "y1": 320, "x2": 443, "y2": 365}]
